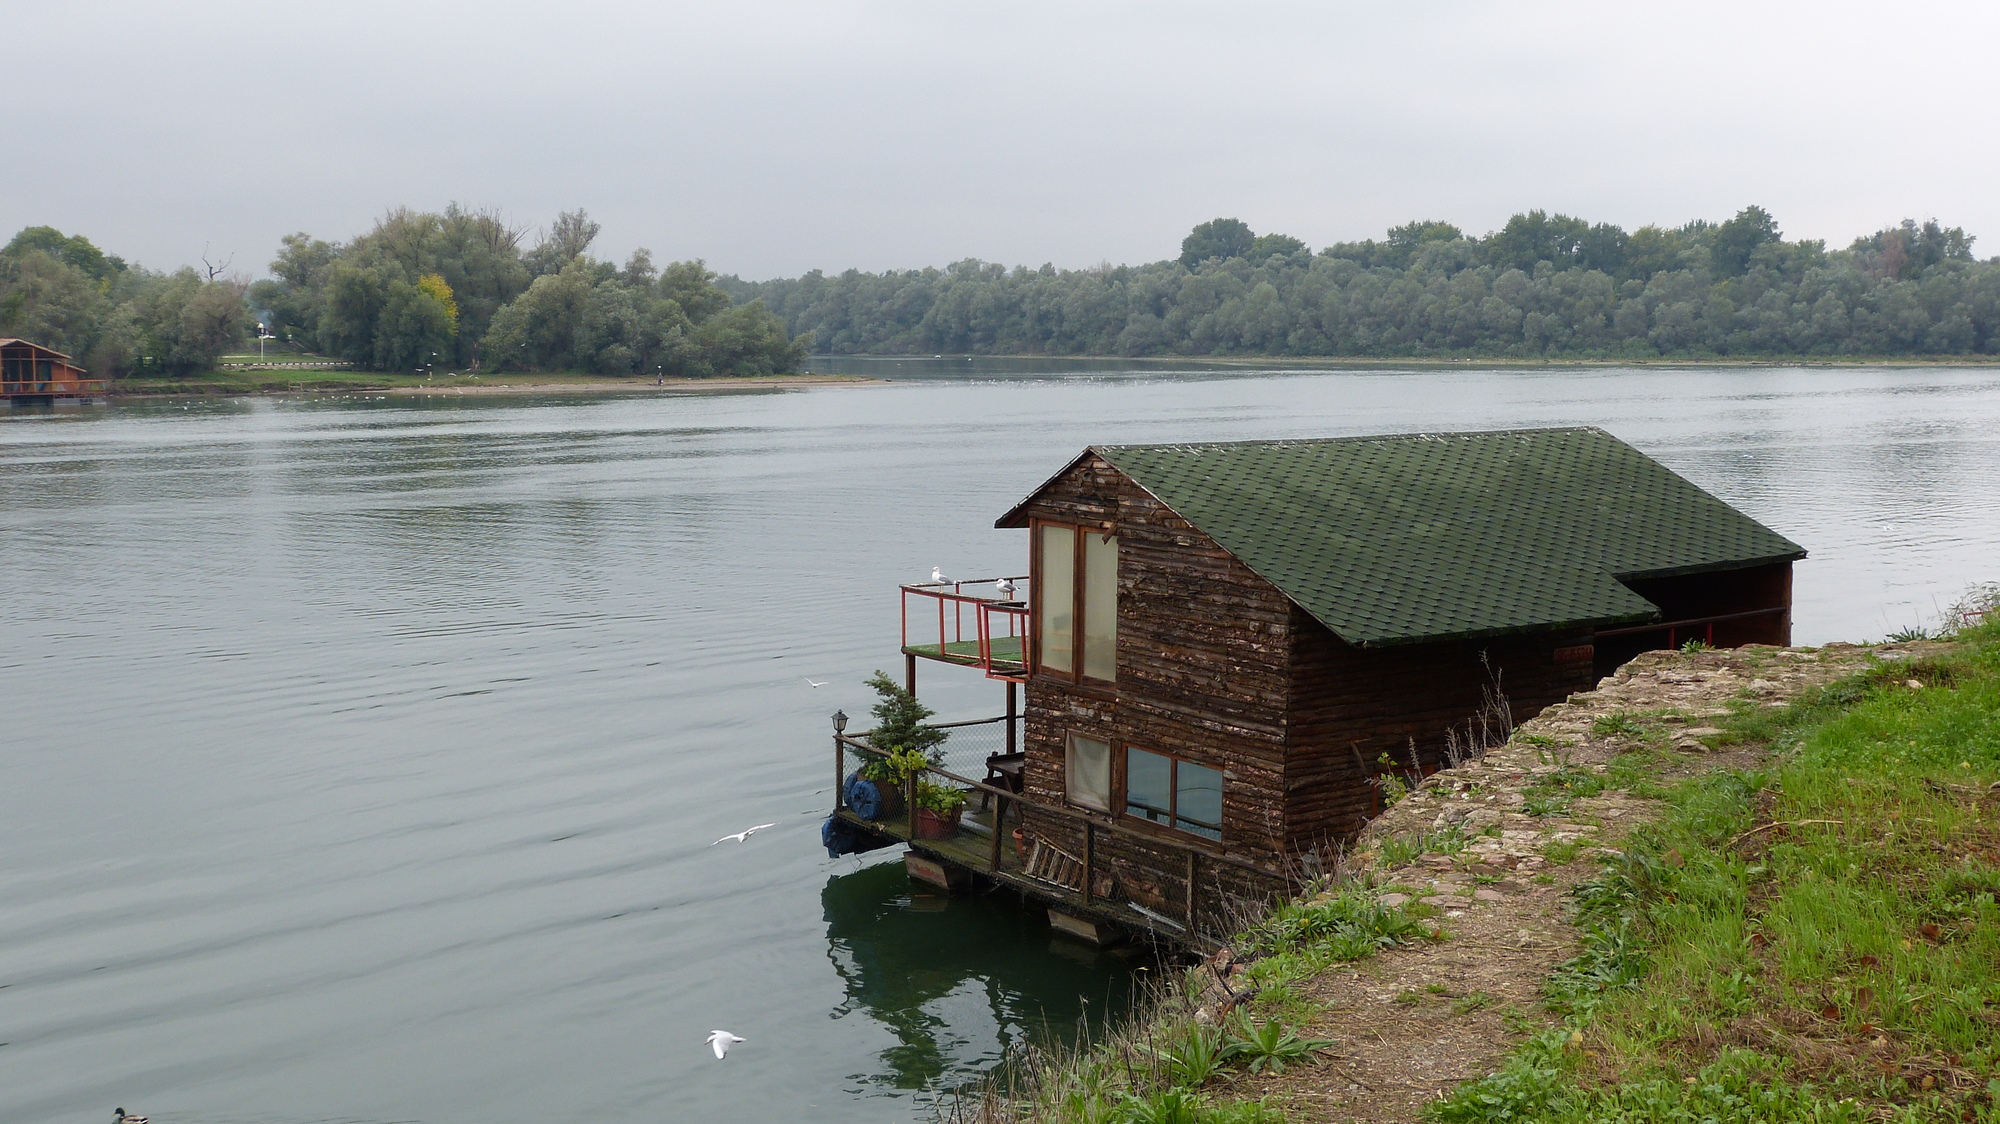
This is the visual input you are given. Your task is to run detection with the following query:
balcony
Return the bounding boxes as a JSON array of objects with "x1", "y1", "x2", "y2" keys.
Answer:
[
  {"x1": 899, "y1": 575, "x2": 1030, "y2": 681},
  {"x1": 829, "y1": 717, "x2": 1280, "y2": 947}
]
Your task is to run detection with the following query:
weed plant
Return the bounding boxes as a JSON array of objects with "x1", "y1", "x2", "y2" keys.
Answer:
[{"x1": 1521, "y1": 765, "x2": 1607, "y2": 817}]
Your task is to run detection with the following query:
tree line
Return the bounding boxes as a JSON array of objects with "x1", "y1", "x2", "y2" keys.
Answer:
[
  {"x1": 10, "y1": 206, "x2": 1995, "y2": 375},
  {"x1": 0, "y1": 207, "x2": 806, "y2": 378},
  {"x1": 722, "y1": 208, "x2": 2000, "y2": 359}
]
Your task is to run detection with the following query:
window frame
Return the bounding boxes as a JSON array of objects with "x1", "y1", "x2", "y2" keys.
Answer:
[
  {"x1": 1059, "y1": 732, "x2": 1227, "y2": 842},
  {"x1": 1121, "y1": 745, "x2": 1225, "y2": 842},
  {"x1": 1063, "y1": 732, "x2": 1113, "y2": 812},
  {"x1": 1030, "y1": 518, "x2": 1117, "y2": 685}
]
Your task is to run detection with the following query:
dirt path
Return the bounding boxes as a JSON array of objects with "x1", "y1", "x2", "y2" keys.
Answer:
[{"x1": 1232, "y1": 641, "x2": 1936, "y2": 1122}]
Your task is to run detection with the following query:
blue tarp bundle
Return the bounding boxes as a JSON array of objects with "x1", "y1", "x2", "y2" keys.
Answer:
[
  {"x1": 843, "y1": 774, "x2": 888, "y2": 820},
  {"x1": 821, "y1": 815, "x2": 897, "y2": 858}
]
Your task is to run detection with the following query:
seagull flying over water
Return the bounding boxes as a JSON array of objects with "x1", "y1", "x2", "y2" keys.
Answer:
[
  {"x1": 931, "y1": 566, "x2": 951, "y2": 585},
  {"x1": 994, "y1": 577, "x2": 1018, "y2": 600},
  {"x1": 711, "y1": 823, "x2": 776, "y2": 846},
  {"x1": 804, "y1": 678, "x2": 826, "y2": 688},
  {"x1": 707, "y1": 1030, "x2": 745, "y2": 1059}
]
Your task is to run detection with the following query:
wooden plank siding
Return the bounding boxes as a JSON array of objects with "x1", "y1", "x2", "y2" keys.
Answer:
[
  {"x1": 1014, "y1": 453, "x2": 1293, "y2": 907},
  {"x1": 1282, "y1": 615, "x2": 1598, "y2": 849}
]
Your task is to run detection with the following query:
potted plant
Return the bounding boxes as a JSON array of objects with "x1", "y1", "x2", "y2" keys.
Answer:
[
  {"x1": 911, "y1": 780, "x2": 969, "y2": 840},
  {"x1": 849, "y1": 746, "x2": 931, "y2": 819},
  {"x1": 845, "y1": 672, "x2": 950, "y2": 821}
]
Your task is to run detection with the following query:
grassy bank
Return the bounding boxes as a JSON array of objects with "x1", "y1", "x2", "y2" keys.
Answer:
[
  {"x1": 1431, "y1": 622, "x2": 2000, "y2": 1123},
  {"x1": 967, "y1": 614, "x2": 1999, "y2": 1124},
  {"x1": 959, "y1": 889, "x2": 1438, "y2": 1123}
]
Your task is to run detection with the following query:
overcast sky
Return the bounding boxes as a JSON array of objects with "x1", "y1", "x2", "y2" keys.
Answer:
[{"x1": 9, "y1": 0, "x2": 1997, "y2": 279}]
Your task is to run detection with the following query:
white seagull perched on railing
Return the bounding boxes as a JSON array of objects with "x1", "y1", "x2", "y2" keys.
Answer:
[
  {"x1": 931, "y1": 566, "x2": 951, "y2": 585},
  {"x1": 706, "y1": 1030, "x2": 745, "y2": 1059},
  {"x1": 994, "y1": 576, "x2": 1018, "y2": 600},
  {"x1": 711, "y1": 823, "x2": 776, "y2": 846}
]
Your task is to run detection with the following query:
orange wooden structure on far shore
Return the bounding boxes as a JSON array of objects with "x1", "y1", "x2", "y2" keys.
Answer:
[{"x1": 2, "y1": 338, "x2": 106, "y2": 403}]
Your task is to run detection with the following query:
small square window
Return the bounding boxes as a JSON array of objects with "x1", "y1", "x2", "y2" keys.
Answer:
[
  {"x1": 1124, "y1": 747, "x2": 1223, "y2": 841},
  {"x1": 1066, "y1": 734, "x2": 1111, "y2": 811}
]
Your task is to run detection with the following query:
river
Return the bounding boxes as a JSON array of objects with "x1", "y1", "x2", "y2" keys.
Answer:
[{"x1": 3, "y1": 362, "x2": 1997, "y2": 1123}]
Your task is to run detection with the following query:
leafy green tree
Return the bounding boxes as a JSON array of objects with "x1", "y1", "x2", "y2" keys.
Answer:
[
  {"x1": 482, "y1": 261, "x2": 594, "y2": 370},
  {"x1": 0, "y1": 250, "x2": 111, "y2": 362},
  {"x1": 136, "y1": 269, "x2": 250, "y2": 375},
  {"x1": 1851, "y1": 218, "x2": 1977, "y2": 280},
  {"x1": 4, "y1": 226, "x2": 124, "y2": 279},
  {"x1": 1709, "y1": 205, "x2": 1779, "y2": 277},
  {"x1": 1248, "y1": 232, "x2": 1307, "y2": 262},
  {"x1": 524, "y1": 209, "x2": 601, "y2": 278},
  {"x1": 373, "y1": 275, "x2": 457, "y2": 371},
  {"x1": 1484, "y1": 210, "x2": 1592, "y2": 272},
  {"x1": 1180, "y1": 218, "x2": 1255, "y2": 268}
]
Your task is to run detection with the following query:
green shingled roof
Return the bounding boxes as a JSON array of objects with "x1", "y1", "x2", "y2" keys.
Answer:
[{"x1": 1015, "y1": 428, "x2": 1804, "y2": 648}]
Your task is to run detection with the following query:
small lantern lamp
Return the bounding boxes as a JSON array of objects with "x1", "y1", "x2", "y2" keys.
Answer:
[{"x1": 831, "y1": 709, "x2": 849, "y2": 735}]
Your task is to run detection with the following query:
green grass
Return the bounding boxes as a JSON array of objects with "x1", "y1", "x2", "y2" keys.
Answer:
[
  {"x1": 1522, "y1": 765, "x2": 1608, "y2": 817},
  {"x1": 1427, "y1": 624, "x2": 2000, "y2": 1124},
  {"x1": 1380, "y1": 824, "x2": 1472, "y2": 868},
  {"x1": 980, "y1": 884, "x2": 1431, "y2": 1122}
]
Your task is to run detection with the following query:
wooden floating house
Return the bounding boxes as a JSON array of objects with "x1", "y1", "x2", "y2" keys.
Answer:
[
  {"x1": 829, "y1": 427, "x2": 1804, "y2": 945},
  {"x1": 1, "y1": 338, "x2": 105, "y2": 405}
]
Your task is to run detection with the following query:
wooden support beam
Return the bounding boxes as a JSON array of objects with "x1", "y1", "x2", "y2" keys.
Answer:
[
  {"x1": 1185, "y1": 850, "x2": 1198, "y2": 930},
  {"x1": 1081, "y1": 821, "x2": 1094, "y2": 904},
  {"x1": 905, "y1": 851, "x2": 967, "y2": 890},
  {"x1": 1048, "y1": 909, "x2": 1123, "y2": 946}
]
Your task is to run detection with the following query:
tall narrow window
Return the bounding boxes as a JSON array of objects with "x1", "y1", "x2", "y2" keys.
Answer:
[
  {"x1": 1065, "y1": 733, "x2": 1111, "y2": 811},
  {"x1": 1082, "y1": 532, "x2": 1118, "y2": 681},
  {"x1": 1124, "y1": 748, "x2": 1224, "y2": 841},
  {"x1": 1038, "y1": 523, "x2": 1075, "y2": 673}
]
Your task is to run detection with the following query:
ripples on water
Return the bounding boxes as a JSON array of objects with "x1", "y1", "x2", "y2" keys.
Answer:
[{"x1": 2, "y1": 364, "x2": 1997, "y2": 1123}]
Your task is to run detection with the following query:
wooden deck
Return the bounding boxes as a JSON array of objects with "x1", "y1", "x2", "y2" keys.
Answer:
[{"x1": 831, "y1": 803, "x2": 1191, "y2": 943}]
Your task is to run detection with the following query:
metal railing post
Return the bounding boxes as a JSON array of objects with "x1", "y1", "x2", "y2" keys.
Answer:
[{"x1": 835, "y1": 736, "x2": 845, "y2": 809}]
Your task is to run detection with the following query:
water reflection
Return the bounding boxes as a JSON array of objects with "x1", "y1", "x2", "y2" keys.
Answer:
[{"x1": 822, "y1": 860, "x2": 1139, "y2": 1093}]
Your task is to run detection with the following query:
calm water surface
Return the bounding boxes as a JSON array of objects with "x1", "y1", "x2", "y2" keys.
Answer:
[{"x1": 4, "y1": 363, "x2": 1998, "y2": 1124}]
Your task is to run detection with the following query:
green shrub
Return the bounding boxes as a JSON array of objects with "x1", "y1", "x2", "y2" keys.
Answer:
[{"x1": 863, "y1": 670, "x2": 947, "y2": 759}]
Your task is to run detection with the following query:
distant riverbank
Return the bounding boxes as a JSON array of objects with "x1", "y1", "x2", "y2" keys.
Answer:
[
  {"x1": 813, "y1": 353, "x2": 2000, "y2": 373},
  {"x1": 106, "y1": 371, "x2": 881, "y2": 398}
]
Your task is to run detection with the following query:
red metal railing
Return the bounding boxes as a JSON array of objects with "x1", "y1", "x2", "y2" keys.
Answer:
[{"x1": 900, "y1": 575, "x2": 1031, "y2": 680}]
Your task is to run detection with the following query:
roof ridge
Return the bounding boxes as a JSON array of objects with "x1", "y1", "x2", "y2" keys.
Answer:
[{"x1": 1092, "y1": 426, "x2": 1607, "y2": 454}]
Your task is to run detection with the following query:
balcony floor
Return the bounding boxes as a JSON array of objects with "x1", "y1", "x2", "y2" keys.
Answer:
[{"x1": 900, "y1": 635, "x2": 1025, "y2": 670}]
